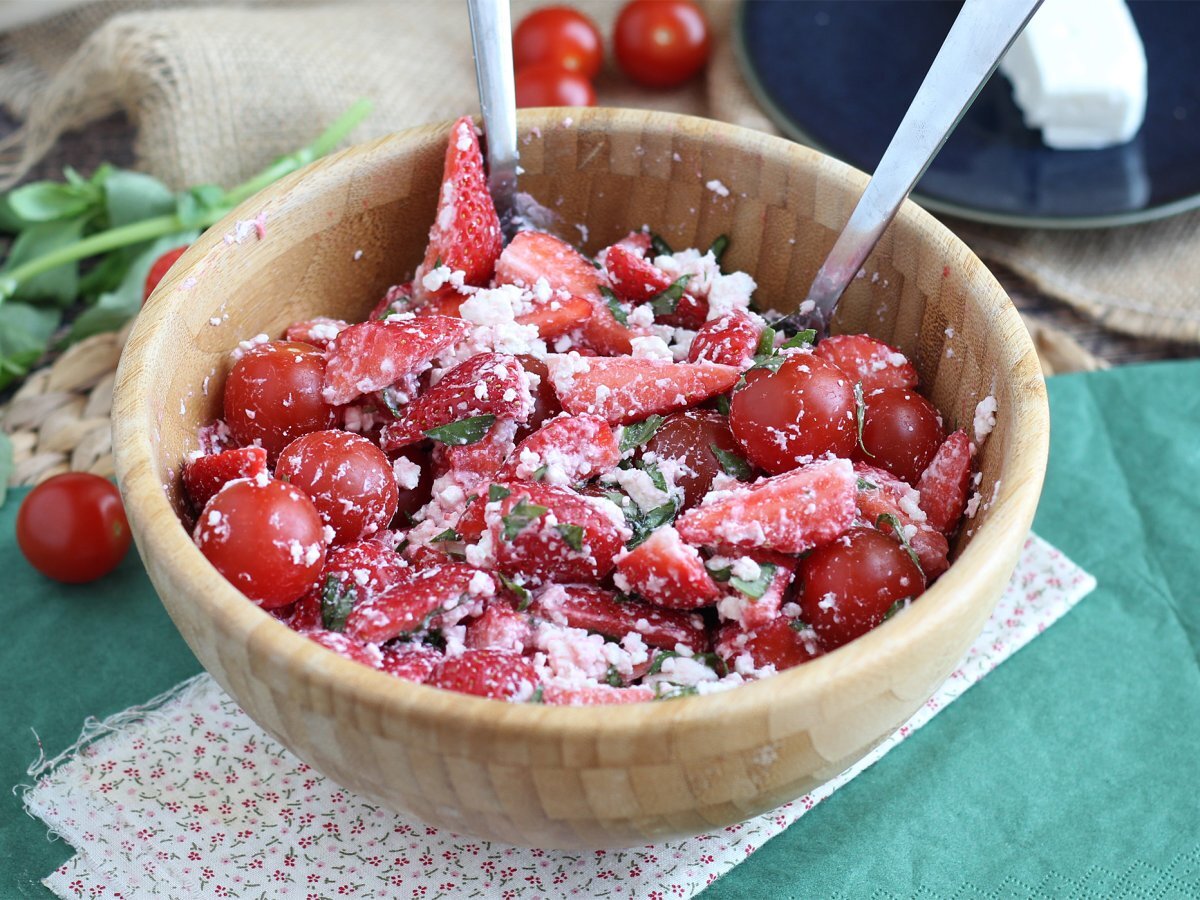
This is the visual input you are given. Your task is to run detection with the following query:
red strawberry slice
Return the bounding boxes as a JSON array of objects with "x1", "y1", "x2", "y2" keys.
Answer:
[
  {"x1": 675, "y1": 458, "x2": 857, "y2": 553},
  {"x1": 379, "y1": 644, "x2": 442, "y2": 683},
  {"x1": 495, "y1": 231, "x2": 644, "y2": 355},
  {"x1": 304, "y1": 630, "x2": 383, "y2": 668},
  {"x1": 604, "y1": 243, "x2": 707, "y2": 328},
  {"x1": 710, "y1": 550, "x2": 795, "y2": 631},
  {"x1": 688, "y1": 310, "x2": 762, "y2": 369},
  {"x1": 529, "y1": 585, "x2": 708, "y2": 653},
  {"x1": 274, "y1": 591, "x2": 323, "y2": 632},
  {"x1": 516, "y1": 293, "x2": 594, "y2": 340},
  {"x1": 284, "y1": 316, "x2": 349, "y2": 350},
  {"x1": 615, "y1": 525, "x2": 720, "y2": 610},
  {"x1": 813, "y1": 334, "x2": 919, "y2": 394},
  {"x1": 600, "y1": 230, "x2": 653, "y2": 259},
  {"x1": 854, "y1": 463, "x2": 950, "y2": 577},
  {"x1": 322, "y1": 316, "x2": 471, "y2": 405},
  {"x1": 486, "y1": 482, "x2": 627, "y2": 585},
  {"x1": 544, "y1": 354, "x2": 739, "y2": 425},
  {"x1": 428, "y1": 649, "x2": 538, "y2": 700},
  {"x1": 496, "y1": 413, "x2": 620, "y2": 484},
  {"x1": 182, "y1": 446, "x2": 268, "y2": 511},
  {"x1": 368, "y1": 281, "x2": 416, "y2": 321},
  {"x1": 465, "y1": 601, "x2": 534, "y2": 653},
  {"x1": 542, "y1": 683, "x2": 655, "y2": 705},
  {"x1": 344, "y1": 563, "x2": 493, "y2": 643},
  {"x1": 917, "y1": 430, "x2": 972, "y2": 533},
  {"x1": 714, "y1": 616, "x2": 823, "y2": 672},
  {"x1": 415, "y1": 116, "x2": 503, "y2": 293},
  {"x1": 436, "y1": 417, "x2": 519, "y2": 498},
  {"x1": 380, "y1": 353, "x2": 531, "y2": 450}
]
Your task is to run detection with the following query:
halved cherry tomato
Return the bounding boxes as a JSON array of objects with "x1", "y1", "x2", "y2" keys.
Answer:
[
  {"x1": 514, "y1": 6, "x2": 604, "y2": 79},
  {"x1": 614, "y1": 0, "x2": 710, "y2": 89},
  {"x1": 515, "y1": 63, "x2": 596, "y2": 108},
  {"x1": 17, "y1": 473, "x2": 131, "y2": 583}
]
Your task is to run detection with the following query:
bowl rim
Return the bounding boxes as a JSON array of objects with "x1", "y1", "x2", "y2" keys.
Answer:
[{"x1": 113, "y1": 107, "x2": 1049, "y2": 744}]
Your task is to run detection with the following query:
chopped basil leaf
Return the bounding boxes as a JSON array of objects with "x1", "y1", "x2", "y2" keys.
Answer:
[
  {"x1": 605, "y1": 665, "x2": 625, "y2": 687},
  {"x1": 708, "y1": 234, "x2": 730, "y2": 268},
  {"x1": 711, "y1": 444, "x2": 753, "y2": 480},
  {"x1": 706, "y1": 564, "x2": 732, "y2": 583},
  {"x1": 856, "y1": 476, "x2": 878, "y2": 491},
  {"x1": 600, "y1": 284, "x2": 629, "y2": 326},
  {"x1": 528, "y1": 685, "x2": 545, "y2": 703},
  {"x1": 320, "y1": 575, "x2": 355, "y2": 633},
  {"x1": 716, "y1": 393, "x2": 731, "y2": 416},
  {"x1": 488, "y1": 483, "x2": 511, "y2": 503},
  {"x1": 882, "y1": 598, "x2": 909, "y2": 621},
  {"x1": 554, "y1": 522, "x2": 586, "y2": 551},
  {"x1": 425, "y1": 414, "x2": 496, "y2": 446},
  {"x1": 619, "y1": 414, "x2": 665, "y2": 452},
  {"x1": 649, "y1": 274, "x2": 691, "y2": 316},
  {"x1": 650, "y1": 233, "x2": 673, "y2": 257},
  {"x1": 502, "y1": 498, "x2": 548, "y2": 540},
  {"x1": 647, "y1": 650, "x2": 681, "y2": 676},
  {"x1": 755, "y1": 326, "x2": 777, "y2": 358},
  {"x1": 854, "y1": 382, "x2": 875, "y2": 457},
  {"x1": 641, "y1": 501, "x2": 678, "y2": 533},
  {"x1": 497, "y1": 573, "x2": 532, "y2": 611},
  {"x1": 750, "y1": 352, "x2": 787, "y2": 373},
  {"x1": 532, "y1": 464, "x2": 549, "y2": 481},
  {"x1": 379, "y1": 387, "x2": 405, "y2": 417},
  {"x1": 654, "y1": 683, "x2": 700, "y2": 701},
  {"x1": 641, "y1": 459, "x2": 669, "y2": 493},
  {"x1": 730, "y1": 562, "x2": 777, "y2": 599},
  {"x1": 788, "y1": 618, "x2": 812, "y2": 633},
  {"x1": 875, "y1": 512, "x2": 924, "y2": 575},
  {"x1": 780, "y1": 329, "x2": 817, "y2": 349},
  {"x1": 431, "y1": 528, "x2": 459, "y2": 543}
]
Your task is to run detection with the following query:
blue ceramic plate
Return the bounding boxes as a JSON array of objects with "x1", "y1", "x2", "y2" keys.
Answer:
[{"x1": 735, "y1": 0, "x2": 1200, "y2": 228}]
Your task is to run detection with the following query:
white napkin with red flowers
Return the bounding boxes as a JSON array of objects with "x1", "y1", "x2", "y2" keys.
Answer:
[{"x1": 24, "y1": 534, "x2": 1092, "y2": 900}]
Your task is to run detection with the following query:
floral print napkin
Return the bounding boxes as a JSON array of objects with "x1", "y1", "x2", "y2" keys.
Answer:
[{"x1": 24, "y1": 534, "x2": 1094, "y2": 900}]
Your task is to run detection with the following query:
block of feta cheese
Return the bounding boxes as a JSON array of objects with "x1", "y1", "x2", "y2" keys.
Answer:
[{"x1": 999, "y1": 0, "x2": 1147, "y2": 150}]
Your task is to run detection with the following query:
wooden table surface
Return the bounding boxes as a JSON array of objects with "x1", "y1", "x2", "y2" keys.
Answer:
[{"x1": 5, "y1": 111, "x2": 1199, "y2": 370}]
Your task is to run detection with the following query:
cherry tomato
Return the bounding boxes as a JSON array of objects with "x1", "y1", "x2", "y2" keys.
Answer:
[
  {"x1": 644, "y1": 409, "x2": 746, "y2": 509},
  {"x1": 275, "y1": 430, "x2": 399, "y2": 544},
  {"x1": 515, "y1": 63, "x2": 596, "y2": 108},
  {"x1": 142, "y1": 245, "x2": 189, "y2": 303},
  {"x1": 513, "y1": 5, "x2": 604, "y2": 79},
  {"x1": 729, "y1": 353, "x2": 856, "y2": 474},
  {"x1": 515, "y1": 354, "x2": 563, "y2": 439},
  {"x1": 223, "y1": 340, "x2": 336, "y2": 460},
  {"x1": 614, "y1": 0, "x2": 711, "y2": 89},
  {"x1": 799, "y1": 527, "x2": 925, "y2": 649},
  {"x1": 193, "y1": 477, "x2": 326, "y2": 608},
  {"x1": 856, "y1": 387, "x2": 944, "y2": 485},
  {"x1": 17, "y1": 473, "x2": 132, "y2": 583}
]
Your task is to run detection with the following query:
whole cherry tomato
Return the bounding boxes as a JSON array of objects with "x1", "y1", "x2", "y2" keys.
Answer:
[
  {"x1": 142, "y1": 245, "x2": 190, "y2": 303},
  {"x1": 515, "y1": 63, "x2": 597, "y2": 108},
  {"x1": 856, "y1": 387, "x2": 944, "y2": 485},
  {"x1": 614, "y1": 0, "x2": 711, "y2": 89},
  {"x1": 644, "y1": 408, "x2": 747, "y2": 510},
  {"x1": 514, "y1": 6, "x2": 604, "y2": 79},
  {"x1": 17, "y1": 473, "x2": 132, "y2": 583}
]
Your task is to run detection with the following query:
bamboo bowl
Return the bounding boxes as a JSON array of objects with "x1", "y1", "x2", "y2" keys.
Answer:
[{"x1": 113, "y1": 108, "x2": 1048, "y2": 849}]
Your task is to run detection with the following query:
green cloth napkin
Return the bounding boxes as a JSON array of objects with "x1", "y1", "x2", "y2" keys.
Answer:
[{"x1": 4, "y1": 360, "x2": 1198, "y2": 899}]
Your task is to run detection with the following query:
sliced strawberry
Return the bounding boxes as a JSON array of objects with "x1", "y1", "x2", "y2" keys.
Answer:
[
  {"x1": 529, "y1": 585, "x2": 708, "y2": 653},
  {"x1": 541, "y1": 683, "x2": 655, "y2": 705},
  {"x1": 688, "y1": 310, "x2": 762, "y2": 369},
  {"x1": 675, "y1": 458, "x2": 857, "y2": 554},
  {"x1": 600, "y1": 230, "x2": 653, "y2": 259},
  {"x1": 182, "y1": 446, "x2": 268, "y2": 511},
  {"x1": 544, "y1": 354, "x2": 739, "y2": 425},
  {"x1": 304, "y1": 630, "x2": 382, "y2": 668},
  {"x1": 615, "y1": 525, "x2": 719, "y2": 610},
  {"x1": 379, "y1": 644, "x2": 442, "y2": 683},
  {"x1": 496, "y1": 413, "x2": 619, "y2": 484},
  {"x1": 380, "y1": 353, "x2": 531, "y2": 450},
  {"x1": 343, "y1": 563, "x2": 493, "y2": 643},
  {"x1": 486, "y1": 482, "x2": 627, "y2": 585},
  {"x1": 603, "y1": 243, "x2": 707, "y2": 328},
  {"x1": 710, "y1": 550, "x2": 795, "y2": 631},
  {"x1": 415, "y1": 116, "x2": 503, "y2": 292},
  {"x1": 317, "y1": 541, "x2": 411, "y2": 605},
  {"x1": 714, "y1": 616, "x2": 822, "y2": 672},
  {"x1": 854, "y1": 463, "x2": 950, "y2": 577},
  {"x1": 813, "y1": 334, "x2": 919, "y2": 393},
  {"x1": 284, "y1": 316, "x2": 349, "y2": 350},
  {"x1": 465, "y1": 601, "x2": 535, "y2": 653},
  {"x1": 435, "y1": 417, "x2": 519, "y2": 498},
  {"x1": 322, "y1": 316, "x2": 472, "y2": 406},
  {"x1": 368, "y1": 281, "x2": 416, "y2": 321},
  {"x1": 428, "y1": 649, "x2": 538, "y2": 700},
  {"x1": 197, "y1": 420, "x2": 235, "y2": 456},
  {"x1": 516, "y1": 293, "x2": 593, "y2": 340},
  {"x1": 917, "y1": 430, "x2": 972, "y2": 533},
  {"x1": 495, "y1": 231, "x2": 643, "y2": 355},
  {"x1": 274, "y1": 591, "x2": 322, "y2": 632},
  {"x1": 416, "y1": 291, "x2": 465, "y2": 318}
]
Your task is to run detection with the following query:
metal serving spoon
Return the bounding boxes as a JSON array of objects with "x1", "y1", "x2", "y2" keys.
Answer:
[
  {"x1": 466, "y1": 0, "x2": 520, "y2": 240},
  {"x1": 791, "y1": 0, "x2": 1043, "y2": 338}
]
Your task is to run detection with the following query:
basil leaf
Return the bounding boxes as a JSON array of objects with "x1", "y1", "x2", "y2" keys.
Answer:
[
  {"x1": 0, "y1": 303, "x2": 60, "y2": 391},
  {"x1": 488, "y1": 483, "x2": 511, "y2": 503},
  {"x1": 3, "y1": 218, "x2": 85, "y2": 304},
  {"x1": 875, "y1": 512, "x2": 924, "y2": 575},
  {"x1": 755, "y1": 326, "x2": 777, "y2": 358},
  {"x1": 716, "y1": 394, "x2": 731, "y2": 416},
  {"x1": 654, "y1": 683, "x2": 700, "y2": 701},
  {"x1": 528, "y1": 685, "x2": 545, "y2": 704},
  {"x1": 425, "y1": 414, "x2": 496, "y2": 446},
  {"x1": 604, "y1": 665, "x2": 625, "y2": 687},
  {"x1": 320, "y1": 575, "x2": 356, "y2": 632},
  {"x1": 497, "y1": 573, "x2": 532, "y2": 611},
  {"x1": 882, "y1": 598, "x2": 909, "y2": 621},
  {"x1": 174, "y1": 184, "x2": 225, "y2": 229},
  {"x1": 711, "y1": 444, "x2": 753, "y2": 480},
  {"x1": 856, "y1": 476, "x2": 878, "y2": 491},
  {"x1": 789, "y1": 618, "x2": 813, "y2": 633},
  {"x1": 650, "y1": 233, "x2": 673, "y2": 257},
  {"x1": 554, "y1": 522, "x2": 585, "y2": 552},
  {"x1": 708, "y1": 234, "x2": 730, "y2": 268},
  {"x1": 780, "y1": 329, "x2": 817, "y2": 349},
  {"x1": 431, "y1": 528, "x2": 459, "y2": 543},
  {"x1": 503, "y1": 498, "x2": 548, "y2": 540},
  {"x1": 750, "y1": 352, "x2": 787, "y2": 373},
  {"x1": 854, "y1": 381, "x2": 875, "y2": 457},
  {"x1": 730, "y1": 562, "x2": 777, "y2": 600},
  {"x1": 641, "y1": 460, "x2": 669, "y2": 493},
  {"x1": 649, "y1": 275, "x2": 691, "y2": 316},
  {"x1": 102, "y1": 169, "x2": 175, "y2": 227},
  {"x1": 706, "y1": 564, "x2": 732, "y2": 583},
  {"x1": 0, "y1": 432, "x2": 13, "y2": 508},
  {"x1": 532, "y1": 464, "x2": 549, "y2": 481},
  {"x1": 646, "y1": 650, "x2": 681, "y2": 676},
  {"x1": 600, "y1": 285, "x2": 628, "y2": 326},
  {"x1": 7, "y1": 181, "x2": 99, "y2": 223},
  {"x1": 619, "y1": 414, "x2": 664, "y2": 453}
]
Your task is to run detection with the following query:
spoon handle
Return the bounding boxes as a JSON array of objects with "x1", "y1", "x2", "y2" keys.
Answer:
[
  {"x1": 466, "y1": 0, "x2": 520, "y2": 234},
  {"x1": 802, "y1": 0, "x2": 1042, "y2": 337}
]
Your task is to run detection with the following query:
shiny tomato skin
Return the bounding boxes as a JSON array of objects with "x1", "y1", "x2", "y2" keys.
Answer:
[
  {"x1": 614, "y1": 0, "x2": 711, "y2": 89},
  {"x1": 193, "y1": 477, "x2": 326, "y2": 609},
  {"x1": 392, "y1": 445, "x2": 436, "y2": 524},
  {"x1": 513, "y1": 6, "x2": 604, "y2": 79},
  {"x1": 223, "y1": 341, "x2": 336, "y2": 460},
  {"x1": 856, "y1": 387, "x2": 944, "y2": 485},
  {"x1": 644, "y1": 409, "x2": 746, "y2": 509},
  {"x1": 17, "y1": 473, "x2": 132, "y2": 583},
  {"x1": 799, "y1": 526, "x2": 925, "y2": 649},
  {"x1": 515, "y1": 63, "x2": 596, "y2": 108},
  {"x1": 515, "y1": 354, "x2": 564, "y2": 439},
  {"x1": 728, "y1": 353, "x2": 856, "y2": 474},
  {"x1": 275, "y1": 430, "x2": 399, "y2": 544},
  {"x1": 142, "y1": 245, "x2": 189, "y2": 303}
]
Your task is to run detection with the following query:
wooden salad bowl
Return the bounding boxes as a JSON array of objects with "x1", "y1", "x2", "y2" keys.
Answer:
[{"x1": 112, "y1": 108, "x2": 1048, "y2": 848}]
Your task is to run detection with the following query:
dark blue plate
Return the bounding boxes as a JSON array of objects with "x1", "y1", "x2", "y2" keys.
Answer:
[{"x1": 735, "y1": 0, "x2": 1200, "y2": 228}]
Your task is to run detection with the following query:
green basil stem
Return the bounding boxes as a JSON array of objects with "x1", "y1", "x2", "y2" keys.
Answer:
[{"x1": 0, "y1": 99, "x2": 372, "y2": 302}]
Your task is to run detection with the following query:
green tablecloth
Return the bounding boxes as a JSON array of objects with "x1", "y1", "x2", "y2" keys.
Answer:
[{"x1": 4, "y1": 361, "x2": 1199, "y2": 899}]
